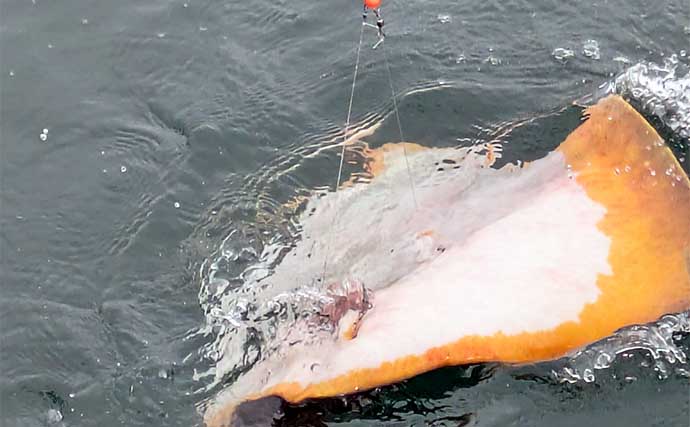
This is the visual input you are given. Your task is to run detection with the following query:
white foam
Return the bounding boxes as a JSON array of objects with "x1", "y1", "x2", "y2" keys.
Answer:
[{"x1": 613, "y1": 56, "x2": 690, "y2": 138}]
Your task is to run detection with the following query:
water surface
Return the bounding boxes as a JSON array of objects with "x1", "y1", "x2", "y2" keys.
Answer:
[{"x1": 1, "y1": 0, "x2": 689, "y2": 426}]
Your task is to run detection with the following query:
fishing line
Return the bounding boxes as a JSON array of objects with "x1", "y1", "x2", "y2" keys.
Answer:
[
  {"x1": 320, "y1": 22, "x2": 365, "y2": 282},
  {"x1": 382, "y1": 39, "x2": 418, "y2": 208},
  {"x1": 334, "y1": 24, "x2": 365, "y2": 196},
  {"x1": 321, "y1": 6, "x2": 418, "y2": 283}
]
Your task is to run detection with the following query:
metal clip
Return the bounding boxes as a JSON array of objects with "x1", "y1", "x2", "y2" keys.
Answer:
[{"x1": 362, "y1": 5, "x2": 385, "y2": 49}]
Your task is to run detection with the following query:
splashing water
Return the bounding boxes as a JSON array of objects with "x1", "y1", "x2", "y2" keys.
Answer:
[
  {"x1": 556, "y1": 312, "x2": 690, "y2": 383},
  {"x1": 582, "y1": 39, "x2": 600, "y2": 60},
  {"x1": 196, "y1": 222, "x2": 374, "y2": 387},
  {"x1": 612, "y1": 54, "x2": 690, "y2": 139},
  {"x1": 196, "y1": 228, "x2": 296, "y2": 380},
  {"x1": 552, "y1": 47, "x2": 575, "y2": 63}
]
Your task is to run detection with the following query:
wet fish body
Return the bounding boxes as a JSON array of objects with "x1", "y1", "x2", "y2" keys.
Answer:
[{"x1": 204, "y1": 95, "x2": 690, "y2": 426}]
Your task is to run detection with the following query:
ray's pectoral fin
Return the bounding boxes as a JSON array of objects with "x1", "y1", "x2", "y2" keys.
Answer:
[
  {"x1": 203, "y1": 95, "x2": 690, "y2": 427},
  {"x1": 556, "y1": 95, "x2": 690, "y2": 323}
]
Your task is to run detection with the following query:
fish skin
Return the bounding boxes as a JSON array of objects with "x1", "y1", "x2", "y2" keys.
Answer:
[{"x1": 203, "y1": 95, "x2": 690, "y2": 427}]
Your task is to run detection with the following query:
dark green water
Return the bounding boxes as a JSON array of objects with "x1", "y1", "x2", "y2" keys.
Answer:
[{"x1": 1, "y1": 0, "x2": 689, "y2": 426}]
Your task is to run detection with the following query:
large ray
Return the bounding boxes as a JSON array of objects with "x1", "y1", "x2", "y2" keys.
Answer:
[{"x1": 204, "y1": 95, "x2": 690, "y2": 426}]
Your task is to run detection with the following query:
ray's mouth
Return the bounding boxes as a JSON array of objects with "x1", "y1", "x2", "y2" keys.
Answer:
[{"x1": 318, "y1": 278, "x2": 373, "y2": 339}]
